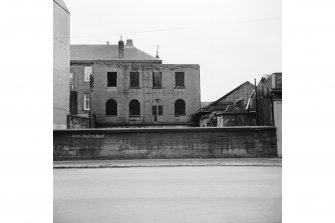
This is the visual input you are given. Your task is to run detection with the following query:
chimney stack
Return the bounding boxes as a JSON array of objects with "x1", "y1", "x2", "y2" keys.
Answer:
[
  {"x1": 106, "y1": 41, "x2": 109, "y2": 45},
  {"x1": 156, "y1": 45, "x2": 159, "y2": 59},
  {"x1": 118, "y1": 36, "x2": 124, "y2": 59},
  {"x1": 126, "y1": 39, "x2": 133, "y2": 47}
]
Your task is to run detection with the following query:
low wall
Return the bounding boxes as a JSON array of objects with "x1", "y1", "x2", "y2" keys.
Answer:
[
  {"x1": 67, "y1": 115, "x2": 96, "y2": 129},
  {"x1": 53, "y1": 127, "x2": 277, "y2": 160}
]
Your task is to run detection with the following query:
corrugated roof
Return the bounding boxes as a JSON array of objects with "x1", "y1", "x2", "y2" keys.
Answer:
[
  {"x1": 53, "y1": 0, "x2": 70, "y2": 13},
  {"x1": 196, "y1": 81, "x2": 254, "y2": 114},
  {"x1": 70, "y1": 44, "x2": 160, "y2": 61}
]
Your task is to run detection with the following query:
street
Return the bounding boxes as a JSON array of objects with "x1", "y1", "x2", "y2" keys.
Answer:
[{"x1": 54, "y1": 166, "x2": 281, "y2": 223}]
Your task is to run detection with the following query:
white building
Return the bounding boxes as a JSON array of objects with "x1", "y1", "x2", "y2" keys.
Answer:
[{"x1": 53, "y1": 0, "x2": 70, "y2": 129}]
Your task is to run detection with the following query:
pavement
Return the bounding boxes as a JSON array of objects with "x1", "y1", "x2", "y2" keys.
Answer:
[{"x1": 53, "y1": 158, "x2": 281, "y2": 168}]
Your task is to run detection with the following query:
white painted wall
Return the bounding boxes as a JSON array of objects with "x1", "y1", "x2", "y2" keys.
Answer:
[{"x1": 53, "y1": 0, "x2": 70, "y2": 129}]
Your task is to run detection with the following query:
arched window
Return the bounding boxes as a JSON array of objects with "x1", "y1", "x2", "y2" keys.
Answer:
[
  {"x1": 106, "y1": 99, "x2": 117, "y2": 116},
  {"x1": 175, "y1": 99, "x2": 186, "y2": 116},
  {"x1": 129, "y1": 99, "x2": 140, "y2": 116}
]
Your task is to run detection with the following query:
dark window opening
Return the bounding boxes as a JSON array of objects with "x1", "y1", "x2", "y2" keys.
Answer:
[
  {"x1": 153, "y1": 72, "x2": 162, "y2": 87},
  {"x1": 129, "y1": 100, "x2": 140, "y2": 116},
  {"x1": 107, "y1": 72, "x2": 117, "y2": 87},
  {"x1": 130, "y1": 72, "x2": 139, "y2": 87},
  {"x1": 152, "y1": 106, "x2": 157, "y2": 115},
  {"x1": 175, "y1": 72, "x2": 185, "y2": 87},
  {"x1": 106, "y1": 99, "x2": 117, "y2": 116},
  {"x1": 175, "y1": 99, "x2": 186, "y2": 116}
]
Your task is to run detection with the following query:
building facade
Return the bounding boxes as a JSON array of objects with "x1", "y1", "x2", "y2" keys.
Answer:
[
  {"x1": 249, "y1": 72, "x2": 282, "y2": 157},
  {"x1": 53, "y1": 0, "x2": 70, "y2": 129},
  {"x1": 70, "y1": 39, "x2": 201, "y2": 127}
]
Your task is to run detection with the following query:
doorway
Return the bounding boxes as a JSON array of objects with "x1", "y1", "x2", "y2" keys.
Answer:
[{"x1": 152, "y1": 99, "x2": 163, "y2": 123}]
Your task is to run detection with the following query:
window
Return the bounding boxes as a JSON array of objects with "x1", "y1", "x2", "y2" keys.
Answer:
[
  {"x1": 106, "y1": 99, "x2": 117, "y2": 116},
  {"x1": 175, "y1": 72, "x2": 185, "y2": 87},
  {"x1": 130, "y1": 72, "x2": 139, "y2": 87},
  {"x1": 152, "y1": 105, "x2": 163, "y2": 116},
  {"x1": 129, "y1": 100, "x2": 140, "y2": 116},
  {"x1": 158, "y1": 105, "x2": 163, "y2": 115},
  {"x1": 84, "y1": 66, "x2": 92, "y2": 82},
  {"x1": 84, "y1": 93, "x2": 91, "y2": 110},
  {"x1": 175, "y1": 99, "x2": 186, "y2": 116},
  {"x1": 153, "y1": 72, "x2": 162, "y2": 87},
  {"x1": 107, "y1": 72, "x2": 117, "y2": 87},
  {"x1": 69, "y1": 73, "x2": 73, "y2": 82}
]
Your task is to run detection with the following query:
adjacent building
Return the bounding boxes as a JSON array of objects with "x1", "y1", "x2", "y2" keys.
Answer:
[
  {"x1": 53, "y1": 0, "x2": 70, "y2": 129},
  {"x1": 193, "y1": 81, "x2": 255, "y2": 126},
  {"x1": 70, "y1": 39, "x2": 201, "y2": 127},
  {"x1": 251, "y1": 72, "x2": 282, "y2": 156}
]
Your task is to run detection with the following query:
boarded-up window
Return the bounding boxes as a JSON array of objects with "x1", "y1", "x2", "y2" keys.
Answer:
[
  {"x1": 107, "y1": 72, "x2": 117, "y2": 87},
  {"x1": 153, "y1": 72, "x2": 162, "y2": 87},
  {"x1": 175, "y1": 72, "x2": 185, "y2": 87},
  {"x1": 175, "y1": 99, "x2": 186, "y2": 116},
  {"x1": 130, "y1": 72, "x2": 139, "y2": 87},
  {"x1": 106, "y1": 99, "x2": 117, "y2": 116},
  {"x1": 84, "y1": 66, "x2": 92, "y2": 82},
  {"x1": 129, "y1": 100, "x2": 140, "y2": 116}
]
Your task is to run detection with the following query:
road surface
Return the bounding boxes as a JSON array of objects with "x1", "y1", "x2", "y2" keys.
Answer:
[{"x1": 54, "y1": 166, "x2": 281, "y2": 223}]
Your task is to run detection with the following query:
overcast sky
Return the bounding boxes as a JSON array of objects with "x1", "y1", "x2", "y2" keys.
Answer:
[{"x1": 66, "y1": 0, "x2": 281, "y2": 102}]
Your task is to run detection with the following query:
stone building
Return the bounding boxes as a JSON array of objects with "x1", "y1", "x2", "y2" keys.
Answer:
[
  {"x1": 70, "y1": 39, "x2": 200, "y2": 127},
  {"x1": 53, "y1": 0, "x2": 70, "y2": 129}
]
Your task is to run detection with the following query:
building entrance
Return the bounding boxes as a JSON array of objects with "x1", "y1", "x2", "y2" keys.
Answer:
[{"x1": 152, "y1": 99, "x2": 163, "y2": 123}]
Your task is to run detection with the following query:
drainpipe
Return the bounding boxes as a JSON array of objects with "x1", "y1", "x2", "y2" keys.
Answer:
[{"x1": 254, "y1": 78, "x2": 259, "y2": 125}]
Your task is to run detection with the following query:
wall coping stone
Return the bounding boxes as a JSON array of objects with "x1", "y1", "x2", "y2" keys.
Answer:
[{"x1": 54, "y1": 126, "x2": 276, "y2": 134}]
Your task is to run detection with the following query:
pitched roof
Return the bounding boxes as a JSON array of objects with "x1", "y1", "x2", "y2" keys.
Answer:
[
  {"x1": 53, "y1": 0, "x2": 70, "y2": 14},
  {"x1": 70, "y1": 44, "x2": 161, "y2": 61},
  {"x1": 195, "y1": 81, "x2": 254, "y2": 114}
]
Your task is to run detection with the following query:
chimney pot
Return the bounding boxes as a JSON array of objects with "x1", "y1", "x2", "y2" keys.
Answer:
[
  {"x1": 126, "y1": 39, "x2": 133, "y2": 47},
  {"x1": 106, "y1": 41, "x2": 109, "y2": 45}
]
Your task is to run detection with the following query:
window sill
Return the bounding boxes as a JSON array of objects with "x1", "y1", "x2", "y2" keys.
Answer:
[
  {"x1": 106, "y1": 115, "x2": 117, "y2": 117},
  {"x1": 174, "y1": 86, "x2": 186, "y2": 89},
  {"x1": 175, "y1": 115, "x2": 186, "y2": 117},
  {"x1": 107, "y1": 87, "x2": 117, "y2": 91},
  {"x1": 129, "y1": 115, "x2": 141, "y2": 117},
  {"x1": 129, "y1": 87, "x2": 141, "y2": 89},
  {"x1": 152, "y1": 87, "x2": 163, "y2": 89}
]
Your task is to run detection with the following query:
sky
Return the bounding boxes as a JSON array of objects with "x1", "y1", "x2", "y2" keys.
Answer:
[{"x1": 65, "y1": 0, "x2": 281, "y2": 102}]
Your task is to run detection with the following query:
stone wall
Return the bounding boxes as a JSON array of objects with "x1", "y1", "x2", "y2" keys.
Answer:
[
  {"x1": 54, "y1": 127, "x2": 277, "y2": 160},
  {"x1": 67, "y1": 115, "x2": 90, "y2": 129}
]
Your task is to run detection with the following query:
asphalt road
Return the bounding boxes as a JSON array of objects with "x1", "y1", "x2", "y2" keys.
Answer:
[{"x1": 54, "y1": 166, "x2": 281, "y2": 223}]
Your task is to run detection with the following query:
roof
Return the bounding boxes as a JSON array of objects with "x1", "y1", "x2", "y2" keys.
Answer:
[
  {"x1": 195, "y1": 81, "x2": 254, "y2": 114},
  {"x1": 70, "y1": 44, "x2": 161, "y2": 61},
  {"x1": 53, "y1": 0, "x2": 70, "y2": 14}
]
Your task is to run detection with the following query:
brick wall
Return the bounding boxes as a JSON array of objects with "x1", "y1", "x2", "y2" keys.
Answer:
[
  {"x1": 256, "y1": 76, "x2": 274, "y2": 126},
  {"x1": 54, "y1": 127, "x2": 277, "y2": 160}
]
